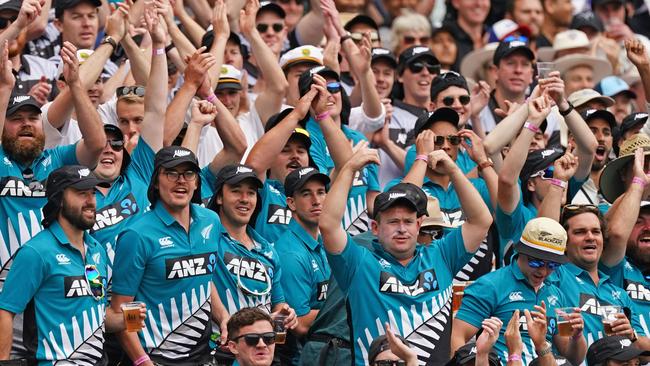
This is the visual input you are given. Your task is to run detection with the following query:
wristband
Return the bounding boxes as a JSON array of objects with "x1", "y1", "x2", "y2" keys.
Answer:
[
  {"x1": 152, "y1": 48, "x2": 165, "y2": 56},
  {"x1": 415, "y1": 154, "x2": 428, "y2": 163},
  {"x1": 523, "y1": 122, "x2": 542, "y2": 134},
  {"x1": 206, "y1": 94, "x2": 217, "y2": 103},
  {"x1": 559, "y1": 101, "x2": 574, "y2": 117},
  {"x1": 340, "y1": 32, "x2": 352, "y2": 43},
  {"x1": 164, "y1": 43, "x2": 175, "y2": 54},
  {"x1": 632, "y1": 176, "x2": 647, "y2": 188},
  {"x1": 316, "y1": 111, "x2": 330, "y2": 121},
  {"x1": 133, "y1": 355, "x2": 150, "y2": 366},
  {"x1": 507, "y1": 354, "x2": 522, "y2": 362},
  {"x1": 549, "y1": 178, "x2": 567, "y2": 189}
]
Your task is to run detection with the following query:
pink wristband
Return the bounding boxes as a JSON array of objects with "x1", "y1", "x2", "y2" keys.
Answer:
[
  {"x1": 316, "y1": 111, "x2": 330, "y2": 121},
  {"x1": 508, "y1": 354, "x2": 522, "y2": 362},
  {"x1": 133, "y1": 355, "x2": 150, "y2": 366},
  {"x1": 524, "y1": 122, "x2": 542, "y2": 134},
  {"x1": 206, "y1": 94, "x2": 217, "y2": 103},
  {"x1": 152, "y1": 48, "x2": 165, "y2": 56},
  {"x1": 415, "y1": 154, "x2": 428, "y2": 162},
  {"x1": 549, "y1": 178, "x2": 567, "y2": 189},
  {"x1": 632, "y1": 176, "x2": 647, "y2": 188}
]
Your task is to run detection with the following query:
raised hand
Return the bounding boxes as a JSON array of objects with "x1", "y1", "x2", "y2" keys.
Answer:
[
  {"x1": 344, "y1": 140, "x2": 380, "y2": 172},
  {"x1": 527, "y1": 95, "x2": 552, "y2": 125},
  {"x1": 427, "y1": 150, "x2": 459, "y2": 175},
  {"x1": 494, "y1": 99, "x2": 519, "y2": 119},
  {"x1": 0, "y1": 41, "x2": 14, "y2": 92},
  {"x1": 553, "y1": 149, "x2": 579, "y2": 182},
  {"x1": 293, "y1": 86, "x2": 319, "y2": 119},
  {"x1": 191, "y1": 100, "x2": 218, "y2": 126},
  {"x1": 625, "y1": 38, "x2": 649, "y2": 68},
  {"x1": 310, "y1": 74, "x2": 332, "y2": 117},
  {"x1": 384, "y1": 323, "x2": 418, "y2": 365},
  {"x1": 15, "y1": 0, "x2": 42, "y2": 28},
  {"x1": 184, "y1": 47, "x2": 215, "y2": 89},
  {"x1": 504, "y1": 310, "x2": 523, "y2": 356},
  {"x1": 476, "y1": 317, "x2": 503, "y2": 355},
  {"x1": 458, "y1": 129, "x2": 488, "y2": 164},
  {"x1": 27, "y1": 76, "x2": 52, "y2": 105},
  {"x1": 239, "y1": 0, "x2": 259, "y2": 37},
  {"x1": 105, "y1": 1, "x2": 129, "y2": 41},
  {"x1": 144, "y1": 2, "x2": 166, "y2": 45},
  {"x1": 470, "y1": 80, "x2": 490, "y2": 117},
  {"x1": 537, "y1": 71, "x2": 565, "y2": 107},
  {"x1": 60, "y1": 42, "x2": 80, "y2": 85},
  {"x1": 525, "y1": 302, "x2": 548, "y2": 349},
  {"x1": 347, "y1": 32, "x2": 372, "y2": 77},
  {"x1": 212, "y1": 0, "x2": 230, "y2": 39},
  {"x1": 415, "y1": 129, "x2": 435, "y2": 156}
]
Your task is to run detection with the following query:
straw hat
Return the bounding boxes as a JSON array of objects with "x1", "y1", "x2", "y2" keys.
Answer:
[
  {"x1": 599, "y1": 133, "x2": 650, "y2": 203},
  {"x1": 422, "y1": 196, "x2": 454, "y2": 228},
  {"x1": 555, "y1": 54, "x2": 612, "y2": 84},
  {"x1": 460, "y1": 43, "x2": 499, "y2": 83}
]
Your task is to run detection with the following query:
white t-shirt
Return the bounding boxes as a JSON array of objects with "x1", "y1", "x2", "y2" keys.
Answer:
[{"x1": 348, "y1": 104, "x2": 386, "y2": 135}]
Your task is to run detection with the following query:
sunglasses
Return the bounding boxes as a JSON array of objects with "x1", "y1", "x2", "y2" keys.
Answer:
[
  {"x1": 526, "y1": 257, "x2": 561, "y2": 270},
  {"x1": 256, "y1": 23, "x2": 283, "y2": 33},
  {"x1": 434, "y1": 135, "x2": 461, "y2": 146},
  {"x1": 106, "y1": 139, "x2": 124, "y2": 152},
  {"x1": 442, "y1": 95, "x2": 471, "y2": 107},
  {"x1": 0, "y1": 16, "x2": 17, "y2": 29},
  {"x1": 408, "y1": 62, "x2": 439, "y2": 75},
  {"x1": 403, "y1": 35, "x2": 430, "y2": 45},
  {"x1": 350, "y1": 31, "x2": 380, "y2": 42},
  {"x1": 163, "y1": 170, "x2": 198, "y2": 182},
  {"x1": 419, "y1": 227, "x2": 443, "y2": 240},
  {"x1": 117, "y1": 85, "x2": 145, "y2": 97},
  {"x1": 85, "y1": 264, "x2": 105, "y2": 300},
  {"x1": 326, "y1": 81, "x2": 341, "y2": 94},
  {"x1": 503, "y1": 35, "x2": 529, "y2": 43},
  {"x1": 233, "y1": 332, "x2": 277, "y2": 347},
  {"x1": 374, "y1": 361, "x2": 406, "y2": 366},
  {"x1": 531, "y1": 166, "x2": 555, "y2": 180},
  {"x1": 561, "y1": 204, "x2": 600, "y2": 223}
]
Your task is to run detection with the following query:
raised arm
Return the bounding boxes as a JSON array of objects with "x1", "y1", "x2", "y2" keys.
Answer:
[
  {"x1": 0, "y1": 0, "x2": 41, "y2": 45},
  {"x1": 293, "y1": 0, "x2": 324, "y2": 46},
  {"x1": 0, "y1": 41, "x2": 15, "y2": 142},
  {"x1": 119, "y1": 20, "x2": 151, "y2": 86},
  {"x1": 626, "y1": 39, "x2": 650, "y2": 106},
  {"x1": 168, "y1": 0, "x2": 205, "y2": 46},
  {"x1": 401, "y1": 131, "x2": 434, "y2": 187},
  {"x1": 459, "y1": 129, "x2": 498, "y2": 211},
  {"x1": 482, "y1": 102, "x2": 528, "y2": 156},
  {"x1": 206, "y1": 0, "x2": 228, "y2": 89},
  {"x1": 498, "y1": 96, "x2": 551, "y2": 213},
  {"x1": 159, "y1": 0, "x2": 197, "y2": 63},
  {"x1": 536, "y1": 150, "x2": 578, "y2": 221}
]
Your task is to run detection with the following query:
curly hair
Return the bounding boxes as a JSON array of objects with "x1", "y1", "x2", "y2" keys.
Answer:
[{"x1": 227, "y1": 308, "x2": 273, "y2": 340}]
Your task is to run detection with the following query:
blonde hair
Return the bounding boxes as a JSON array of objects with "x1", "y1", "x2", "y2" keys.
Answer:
[
  {"x1": 390, "y1": 10, "x2": 432, "y2": 52},
  {"x1": 117, "y1": 94, "x2": 144, "y2": 105}
]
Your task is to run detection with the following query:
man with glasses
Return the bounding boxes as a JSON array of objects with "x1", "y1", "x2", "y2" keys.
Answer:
[
  {"x1": 227, "y1": 307, "x2": 276, "y2": 366},
  {"x1": 343, "y1": 15, "x2": 381, "y2": 48},
  {"x1": 452, "y1": 217, "x2": 588, "y2": 365},
  {"x1": 0, "y1": 165, "x2": 134, "y2": 364}
]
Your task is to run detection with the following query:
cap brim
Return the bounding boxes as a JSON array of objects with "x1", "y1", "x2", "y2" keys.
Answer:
[
  {"x1": 585, "y1": 110, "x2": 617, "y2": 129},
  {"x1": 514, "y1": 242, "x2": 569, "y2": 263},
  {"x1": 460, "y1": 43, "x2": 498, "y2": 82},
  {"x1": 556, "y1": 55, "x2": 612, "y2": 84},
  {"x1": 372, "y1": 55, "x2": 398, "y2": 69},
  {"x1": 500, "y1": 46, "x2": 535, "y2": 64},
  {"x1": 612, "y1": 90, "x2": 637, "y2": 99},
  {"x1": 374, "y1": 197, "x2": 418, "y2": 219},
  {"x1": 216, "y1": 81, "x2": 242, "y2": 90},
  {"x1": 599, "y1": 154, "x2": 639, "y2": 203},
  {"x1": 159, "y1": 158, "x2": 201, "y2": 171},
  {"x1": 287, "y1": 172, "x2": 330, "y2": 196},
  {"x1": 575, "y1": 95, "x2": 615, "y2": 108},
  {"x1": 69, "y1": 178, "x2": 111, "y2": 190},
  {"x1": 225, "y1": 174, "x2": 263, "y2": 189},
  {"x1": 609, "y1": 347, "x2": 650, "y2": 361},
  {"x1": 289, "y1": 131, "x2": 311, "y2": 148},
  {"x1": 281, "y1": 57, "x2": 322, "y2": 70},
  {"x1": 7, "y1": 102, "x2": 42, "y2": 117}
]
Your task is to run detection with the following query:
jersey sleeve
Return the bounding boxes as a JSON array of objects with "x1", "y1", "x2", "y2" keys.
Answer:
[
  {"x1": 128, "y1": 139, "x2": 156, "y2": 182},
  {"x1": 279, "y1": 250, "x2": 313, "y2": 316},
  {"x1": 49, "y1": 142, "x2": 80, "y2": 167},
  {"x1": 454, "y1": 279, "x2": 495, "y2": 328},
  {"x1": 325, "y1": 234, "x2": 367, "y2": 293},
  {"x1": 0, "y1": 246, "x2": 46, "y2": 314},
  {"x1": 365, "y1": 163, "x2": 380, "y2": 192},
  {"x1": 496, "y1": 196, "x2": 527, "y2": 251},
  {"x1": 111, "y1": 229, "x2": 150, "y2": 297},
  {"x1": 200, "y1": 166, "x2": 217, "y2": 201},
  {"x1": 270, "y1": 249, "x2": 286, "y2": 307},
  {"x1": 471, "y1": 178, "x2": 494, "y2": 212},
  {"x1": 437, "y1": 227, "x2": 475, "y2": 276}
]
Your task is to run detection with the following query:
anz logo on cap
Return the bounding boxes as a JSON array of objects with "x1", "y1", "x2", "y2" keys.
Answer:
[
  {"x1": 236, "y1": 166, "x2": 253, "y2": 174},
  {"x1": 78, "y1": 168, "x2": 90, "y2": 178},
  {"x1": 413, "y1": 46, "x2": 429, "y2": 54},
  {"x1": 509, "y1": 40, "x2": 526, "y2": 48},
  {"x1": 173, "y1": 149, "x2": 191, "y2": 158},
  {"x1": 298, "y1": 167, "x2": 314, "y2": 177}
]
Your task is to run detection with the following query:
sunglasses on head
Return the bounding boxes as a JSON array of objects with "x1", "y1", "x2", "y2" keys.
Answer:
[
  {"x1": 233, "y1": 332, "x2": 277, "y2": 347},
  {"x1": 85, "y1": 264, "x2": 105, "y2": 300},
  {"x1": 420, "y1": 227, "x2": 443, "y2": 240},
  {"x1": 561, "y1": 204, "x2": 600, "y2": 223},
  {"x1": 434, "y1": 135, "x2": 461, "y2": 146},
  {"x1": 117, "y1": 85, "x2": 145, "y2": 97},
  {"x1": 374, "y1": 361, "x2": 406, "y2": 366},
  {"x1": 0, "y1": 16, "x2": 17, "y2": 29},
  {"x1": 503, "y1": 35, "x2": 529, "y2": 43},
  {"x1": 106, "y1": 139, "x2": 124, "y2": 152},
  {"x1": 408, "y1": 62, "x2": 439, "y2": 75},
  {"x1": 442, "y1": 95, "x2": 471, "y2": 107},
  {"x1": 403, "y1": 35, "x2": 430, "y2": 45},
  {"x1": 350, "y1": 31, "x2": 380, "y2": 42},
  {"x1": 531, "y1": 166, "x2": 554, "y2": 180},
  {"x1": 526, "y1": 257, "x2": 561, "y2": 270},
  {"x1": 256, "y1": 23, "x2": 283, "y2": 33},
  {"x1": 326, "y1": 81, "x2": 341, "y2": 94}
]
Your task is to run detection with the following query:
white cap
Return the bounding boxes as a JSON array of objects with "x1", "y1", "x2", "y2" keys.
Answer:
[
  {"x1": 216, "y1": 64, "x2": 243, "y2": 90},
  {"x1": 279, "y1": 46, "x2": 323, "y2": 70}
]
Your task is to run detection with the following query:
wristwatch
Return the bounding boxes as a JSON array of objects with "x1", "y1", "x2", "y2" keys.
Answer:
[
  {"x1": 536, "y1": 342, "x2": 552, "y2": 357},
  {"x1": 478, "y1": 158, "x2": 494, "y2": 171},
  {"x1": 101, "y1": 35, "x2": 118, "y2": 51}
]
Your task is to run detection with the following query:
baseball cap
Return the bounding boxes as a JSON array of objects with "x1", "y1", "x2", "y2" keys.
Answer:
[
  {"x1": 284, "y1": 166, "x2": 330, "y2": 197},
  {"x1": 257, "y1": 1, "x2": 285, "y2": 18},
  {"x1": 279, "y1": 45, "x2": 323, "y2": 71},
  {"x1": 493, "y1": 37, "x2": 535, "y2": 66},
  {"x1": 297, "y1": 65, "x2": 340, "y2": 97},
  {"x1": 488, "y1": 19, "x2": 532, "y2": 43},
  {"x1": 264, "y1": 108, "x2": 312, "y2": 147},
  {"x1": 367, "y1": 334, "x2": 411, "y2": 364},
  {"x1": 412, "y1": 108, "x2": 460, "y2": 137},
  {"x1": 567, "y1": 88, "x2": 614, "y2": 109},
  {"x1": 371, "y1": 48, "x2": 397, "y2": 69},
  {"x1": 515, "y1": 217, "x2": 569, "y2": 263},
  {"x1": 6, "y1": 95, "x2": 41, "y2": 117},
  {"x1": 596, "y1": 76, "x2": 636, "y2": 99},
  {"x1": 581, "y1": 109, "x2": 617, "y2": 129},
  {"x1": 587, "y1": 336, "x2": 650, "y2": 366},
  {"x1": 216, "y1": 65, "x2": 243, "y2": 91},
  {"x1": 397, "y1": 46, "x2": 439, "y2": 75},
  {"x1": 45, "y1": 165, "x2": 110, "y2": 198},
  {"x1": 421, "y1": 196, "x2": 453, "y2": 228},
  {"x1": 0, "y1": 0, "x2": 21, "y2": 13},
  {"x1": 591, "y1": 0, "x2": 625, "y2": 10},
  {"x1": 530, "y1": 355, "x2": 574, "y2": 366},
  {"x1": 343, "y1": 14, "x2": 378, "y2": 31},
  {"x1": 373, "y1": 183, "x2": 428, "y2": 219},
  {"x1": 446, "y1": 342, "x2": 500, "y2": 366},
  {"x1": 620, "y1": 112, "x2": 648, "y2": 137},
  {"x1": 430, "y1": 71, "x2": 469, "y2": 101},
  {"x1": 519, "y1": 147, "x2": 564, "y2": 184},
  {"x1": 55, "y1": 0, "x2": 102, "y2": 19},
  {"x1": 571, "y1": 11, "x2": 604, "y2": 33},
  {"x1": 211, "y1": 164, "x2": 263, "y2": 195},
  {"x1": 201, "y1": 31, "x2": 245, "y2": 55}
]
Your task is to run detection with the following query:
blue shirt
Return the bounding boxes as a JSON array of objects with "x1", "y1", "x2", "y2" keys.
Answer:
[
  {"x1": 112, "y1": 203, "x2": 221, "y2": 364},
  {"x1": 552, "y1": 263, "x2": 647, "y2": 347},
  {"x1": 456, "y1": 261, "x2": 566, "y2": 365},
  {"x1": 213, "y1": 226, "x2": 285, "y2": 314},
  {"x1": 403, "y1": 145, "x2": 477, "y2": 177},
  {"x1": 306, "y1": 119, "x2": 380, "y2": 233},
  {"x1": 200, "y1": 166, "x2": 218, "y2": 204},
  {"x1": 601, "y1": 258, "x2": 650, "y2": 336},
  {"x1": 496, "y1": 196, "x2": 537, "y2": 267},
  {"x1": 0, "y1": 144, "x2": 78, "y2": 284},
  {"x1": 254, "y1": 179, "x2": 290, "y2": 243},
  {"x1": 0, "y1": 221, "x2": 108, "y2": 365},
  {"x1": 328, "y1": 228, "x2": 472, "y2": 365}
]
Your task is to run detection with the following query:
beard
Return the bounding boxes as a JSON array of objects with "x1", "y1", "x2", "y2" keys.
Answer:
[
  {"x1": 61, "y1": 200, "x2": 96, "y2": 230},
  {"x1": 2, "y1": 127, "x2": 45, "y2": 165},
  {"x1": 627, "y1": 237, "x2": 650, "y2": 270}
]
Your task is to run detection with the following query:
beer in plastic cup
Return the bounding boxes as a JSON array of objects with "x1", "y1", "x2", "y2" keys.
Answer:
[
  {"x1": 555, "y1": 307, "x2": 577, "y2": 337},
  {"x1": 452, "y1": 282, "x2": 472, "y2": 313},
  {"x1": 600, "y1": 305, "x2": 622, "y2": 336},
  {"x1": 122, "y1": 301, "x2": 144, "y2": 332},
  {"x1": 273, "y1": 315, "x2": 287, "y2": 344},
  {"x1": 537, "y1": 62, "x2": 554, "y2": 79}
]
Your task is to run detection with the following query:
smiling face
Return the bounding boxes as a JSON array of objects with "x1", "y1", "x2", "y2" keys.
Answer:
[
  {"x1": 399, "y1": 59, "x2": 435, "y2": 105},
  {"x1": 156, "y1": 163, "x2": 198, "y2": 211},
  {"x1": 433, "y1": 86, "x2": 470, "y2": 126},
  {"x1": 565, "y1": 212, "x2": 603, "y2": 271},
  {"x1": 372, "y1": 204, "x2": 421, "y2": 261},
  {"x1": 217, "y1": 180, "x2": 259, "y2": 227},
  {"x1": 287, "y1": 179, "x2": 326, "y2": 229},
  {"x1": 256, "y1": 11, "x2": 287, "y2": 55},
  {"x1": 2, "y1": 108, "x2": 45, "y2": 165},
  {"x1": 627, "y1": 210, "x2": 650, "y2": 269},
  {"x1": 517, "y1": 254, "x2": 556, "y2": 288},
  {"x1": 60, "y1": 187, "x2": 97, "y2": 230},
  {"x1": 372, "y1": 60, "x2": 396, "y2": 99},
  {"x1": 453, "y1": 0, "x2": 490, "y2": 26},
  {"x1": 93, "y1": 130, "x2": 124, "y2": 182}
]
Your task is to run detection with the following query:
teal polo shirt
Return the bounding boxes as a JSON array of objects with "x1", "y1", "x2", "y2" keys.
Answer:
[
  {"x1": 112, "y1": 202, "x2": 221, "y2": 364},
  {"x1": 0, "y1": 220, "x2": 108, "y2": 365},
  {"x1": 212, "y1": 225, "x2": 285, "y2": 315},
  {"x1": 553, "y1": 263, "x2": 647, "y2": 347},
  {"x1": 254, "y1": 179, "x2": 290, "y2": 243},
  {"x1": 456, "y1": 261, "x2": 566, "y2": 365},
  {"x1": 496, "y1": 196, "x2": 537, "y2": 267},
  {"x1": 601, "y1": 258, "x2": 650, "y2": 336},
  {"x1": 327, "y1": 228, "x2": 472, "y2": 365}
]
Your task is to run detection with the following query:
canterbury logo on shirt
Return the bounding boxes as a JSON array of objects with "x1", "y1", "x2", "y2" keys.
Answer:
[
  {"x1": 266, "y1": 204, "x2": 291, "y2": 225},
  {"x1": 579, "y1": 293, "x2": 612, "y2": 316},
  {"x1": 316, "y1": 281, "x2": 328, "y2": 301},
  {"x1": 224, "y1": 252, "x2": 271, "y2": 282},
  {"x1": 0, "y1": 177, "x2": 46, "y2": 197},
  {"x1": 624, "y1": 280, "x2": 650, "y2": 302},
  {"x1": 91, "y1": 194, "x2": 139, "y2": 233},
  {"x1": 165, "y1": 253, "x2": 217, "y2": 279},
  {"x1": 379, "y1": 269, "x2": 438, "y2": 296},
  {"x1": 64, "y1": 276, "x2": 93, "y2": 298}
]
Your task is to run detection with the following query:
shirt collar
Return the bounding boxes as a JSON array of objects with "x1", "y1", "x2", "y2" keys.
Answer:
[
  {"x1": 510, "y1": 260, "x2": 527, "y2": 281},
  {"x1": 48, "y1": 220, "x2": 97, "y2": 249},
  {"x1": 153, "y1": 202, "x2": 202, "y2": 227},
  {"x1": 289, "y1": 220, "x2": 322, "y2": 251},
  {"x1": 371, "y1": 239, "x2": 420, "y2": 266},
  {"x1": 565, "y1": 262, "x2": 611, "y2": 283},
  {"x1": 19, "y1": 55, "x2": 31, "y2": 74}
]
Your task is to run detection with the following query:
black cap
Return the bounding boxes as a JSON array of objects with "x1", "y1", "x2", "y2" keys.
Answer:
[
  {"x1": 620, "y1": 112, "x2": 648, "y2": 137},
  {"x1": 587, "y1": 336, "x2": 650, "y2": 366},
  {"x1": 0, "y1": 0, "x2": 21, "y2": 13},
  {"x1": 430, "y1": 71, "x2": 469, "y2": 101},
  {"x1": 201, "y1": 30, "x2": 244, "y2": 53},
  {"x1": 367, "y1": 334, "x2": 410, "y2": 364},
  {"x1": 6, "y1": 95, "x2": 41, "y2": 117},
  {"x1": 530, "y1": 355, "x2": 574, "y2": 366},
  {"x1": 413, "y1": 107, "x2": 460, "y2": 137},
  {"x1": 264, "y1": 108, "x2": 312, "y2": 148},
  {"x1": 55, "y1": 0, "x2": 102, "y2": 19},
  {"x1": 571, "y1": 11, "x2": 604, "y2": 33},
  {"x1": 208, "y1": 164, "x2": 263, "y2": 205},
  {"x1": 46, "y1": 165, "x2": 110, "y2": 197},
  {"x1": 344, "y1": 14, "x2": 378, "y2": 31},
  {"x1": 446, "y1": 342, "x2": 500, "y2": 366},
  {"x1": 284, "y1": 166, "x2": 330, "y2": 197},
  {"x1": 148, "y1": 146, "x2": 202, "y2": 204},
  {"x1": 581, "y1": 109, "x2": 617, "y2": 129},
  {"x1": 298, "y1": 66, "x2": 340, "y2": 98},
  {"x1": 373, "y1": 183, "x2": 428, "y2": 219},
  {"x1": 520, "y1": 147, "x2": 564, "y2": 183},
  {"x1": 371, "y1": 48, "x2": 397, "y2": 69},
  {"x1": 493, "y1": 38, "x2": 535, "y2": 65},
  {"x1": 397, "y1": 46, "x2": 439, "y2": 75},
  {"x1": 258, "y1": 1, "x2": 285, "y2": 18},
  {"x1": 591, "y1": 0, "x2": 625, "y2": 10},
  {"x1": 432, "y1": 24, "x2": 455, "y2": 38}
]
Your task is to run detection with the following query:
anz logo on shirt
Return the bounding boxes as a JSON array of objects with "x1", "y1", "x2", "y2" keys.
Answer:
[
  {"x1": 266, "y1": 204, "x2": 292, "y2": 225},
  {"x1": 64, "y1": 275, "x2": 95, "y2": 298},
  {"x1": 440, "y1": 208, "x2": 466, "y2": 227},
  {"x1": 91, "y1": 194, "x2": 139, "y2": 233},
  {"x1": 224, "y1": 252, "x2": 272, "y2": 282},
  {"x1": 578, "y1": 293, "x2": 613, "y2": 316},
  {"x1": 0, "y1": 177, "x2": 46, "y2": 197},
  {"x1": 352, "y1": 170, "x2": 366, "y2": 187},
  {"x1": 379, "y1": 269, "x2": 438, "y2": 297},
  {"x1": 624, "y1": 280, "x2": 650, "y2": 302},
  {"x1": 165, "y1": 253, "x2": 217, "y2": 280}
]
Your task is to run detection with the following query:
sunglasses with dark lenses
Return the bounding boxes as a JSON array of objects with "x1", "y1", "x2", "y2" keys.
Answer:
[
  {"x1": 408, "y1": 62, "x2": 439, "y2": 75},
  {"x1": 0, "y1": 16, "x2": 17, "y2": 29},
  {"x1": 532, "y1": 166, "x2": 554, "y2": 180},
  {"x1": 420, "y1": 227, "x2": 443, "y2": 240},
  {"x1": 434, "y1": 135, "x2": 461, "y2": 146},
  {"x1": 256, "y1": 23, "x2": 283, "y2": 33},
  {"x1": 442, "y1": 95, "x2": 471, "y2": 107},
  {"x1": 326, "y1": 81, "x2": 342, "y2": 94},
  {"x1": 374, "y1": 361, "x2": 406, "y2": 366},
  {"x1": 350, "y1": 31, "x2": 380, "y2": 42},
  {"x1": 106, "y1": 139, "x2": 125, "y2": 152},
  {"x1": 116, "y1": 85, "x2": 145, "y2": 97},
  {"x1": 85, "y1": 265, "x2": 105, "y2": 300},
  {"x1": 234, "y1": 332, "x2": 277, "y2": 347},
  {"x1": 164, "y1": 170, "x2": 198, "y2": 182},
  {"x1": 403, "y1": 35, "x2": 430, "y2": 45},
  {"x1": 527, "y1": 257, "x2": 561, "y2": 270}
]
